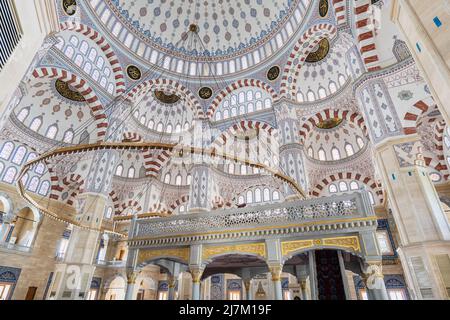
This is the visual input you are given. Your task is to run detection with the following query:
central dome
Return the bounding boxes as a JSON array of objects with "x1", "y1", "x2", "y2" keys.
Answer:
[
  {"x1": 93, "y1": 0, "x2": 312, "y2": 74},
  {"x1": 112, "y1": 0, "x2": 294, "y2": 56}
]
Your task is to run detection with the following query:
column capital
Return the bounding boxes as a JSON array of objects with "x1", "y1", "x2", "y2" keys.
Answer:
[
  {"x1": 189, "y1": 267, "x2": 204, "y2": 284},
  {"x1": 168, "y1": 275, "x2": 177, "y2": 288},
  {"x1": 268, "y1": 264, "x2": 283, "y2": 282},
  {"x1": 126, "y1": 269, "x2": 141, "y2": 285}
]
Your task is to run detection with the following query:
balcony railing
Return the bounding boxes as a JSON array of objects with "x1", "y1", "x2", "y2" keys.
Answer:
[
  {"x1": 133, "y1": 191, "x2": 374, "y2": 239},
  {"x1": 0, "y1": 241, "x2": 32, "y2": 253}
]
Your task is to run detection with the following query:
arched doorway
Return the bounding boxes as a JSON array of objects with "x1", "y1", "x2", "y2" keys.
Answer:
[
  {"x1": 9, "y1": 207, "x2": 40, "y2": 249},
  {"x1": 104, "y1": 275, "x2": 126, "y2": 300}
]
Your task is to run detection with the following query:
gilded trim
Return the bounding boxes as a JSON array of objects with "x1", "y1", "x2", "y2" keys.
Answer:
[
  {"x1": 137, "y1": 247, "x2": 190, "y2": 265},
  {"x1": 202, "y1": 243, "x2": 266, "y2": 261}
]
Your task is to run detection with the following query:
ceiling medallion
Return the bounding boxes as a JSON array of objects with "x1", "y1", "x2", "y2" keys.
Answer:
[
  {"x1": 62, "y1": 0, "x2": 77, "y2": 16},
  {"x1": 127, "y1": 65, "x2": 142, "y2": 81},
  {"x1": 319, "y1": 0, "x2": 329, "y2": 17},
  {"x1": 267, "y1": 66, "x2": 280, "y2": 81},
  {"x1": 198, "y1": 87, "x2": 213, "y2": 100},
  {"x1": 305, "y1": 38, "x2": 330, "y2": 63},
  {"x1": 154, "y1": 90, "x2": 181, "y2": 104},
  {"x1": 315, "y1": 117, "x2": 343, "y2": 130},
  {"x1": 55, "y1": 79, "x2": 86, "y2": 102}
]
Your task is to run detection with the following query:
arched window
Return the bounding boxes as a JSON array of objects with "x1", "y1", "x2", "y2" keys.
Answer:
[
  {"x1": 186, "y1": 174, "x2": 191, "y2": 185},
  {"x1": 368, "y1": 191, "x2": 375, "y2": 205},
  {"x1": 338, "y1": 74, "x2": 346, "y2": 86},
  {"x1": 46, "y1": 124, "x2": 58, "y2": 139},
  {"x1": 331, "y1": 147, "x2": 341, "y2": 160},
  {"x1": 215, "y1": 111, "x2": 222, "y2": 121},
  {"x1": 263, "y1": 188, "x2": 270, "y2": 202},
  {"x1": 115, "y1": 164, "x2": 123, "y2": 176},
  {"x1": 148, "y1": 120, "x2": 155, "y2": 130},
  {"x1": 175, "y1": 124, "x2": 182, "y2": 133},
  {"x1": 0, "y1": 162, "x2": 5, "y2": 176},
  {"x1": 307, "y1": 90, "x2": 316, "y2": 102},
  {"x1": 264, "y1": 99, "x2": 272, "y2": 109},
  {"x1": 38, "y1": 181, "x2": 50, "y2": 196},
  {"x1": 105, "y1": 207, "x2": 113, "y2": 219},
  {"x1": 308, "y1": 147, "x2": 314, "y2": 158},
  {"x1": 166, "y1": 124, "x2": 173, "y2": 134},
  {"x1": 246, "y1": 91, "x2": 253, "y2": 101},
  {"x1": 12, "y1": 146, "x2": 27, "y2": 165},
  {"x1": 164, "y1": 173, "x2": 171, "y2": 184},
  {"x1": 254, "y1": 189, "x2": 262, "y2": 203},
  {"x1": 27, "y1": 176, "x2": 39, "y2": 192},
  {"x1": 296, "y1": 92, "x2": 304, "y2": 103},
  {"x1": 318, "y1": 87, "x2": 327, "y2": 99},
  {"x1": 228, "y1": 163, "x2": 235, "y2": 174},
  {"x1": 0, "y1": 142, "x2": 14, "y2": 160},
  {"x1": 272, "y1": 190, "x2": 280, "y2": 201},
  {"x1": 238, "y1": 92, "x2": 245, "y2": 103},
  {"x1": 140, "y1": 116, "x2": 146, "y2": 125},
  {"x1": 329, "y1": 184, "x2": 338, "y2": 193},
  {"x1": 241, "y1": 165, "x2": 247, "y2": 175},
  {"x1": 247, "y1": 103, "x2": 254, "y2": 113},
  {"x1": 30, "y1": 117, "x2": 42, "y2": 132},
  {"x1": 246, "y1": 190, "x2": 253, "y2": 203},
  {"x1": 3, "y1": 167, "x2": 17, "y2": 184},
  {"x1": 318, "y1": 149, "x2": 326, "y2": 161},
  {"x1": 345, "y1": 143, "x2": 355, "y2": 157},
  {"x1": 238, "y1": 195, "x2": 245, "y2": 205},
  {"x1": 356, "y1": 136, "x2": 365, "y2": 149},
  {"x1": 350, "y1": 181, "x2": 359, "y2": 190},
  {"x1": 63, "y1": 130, "x2": 74, "y2": 143},
  {"x1": 329, "y1": 82, "x2": 337, "y2": 94},
  {"x1": 156, "y1": 122, "x2": 163, "y2": 132},
  {"x1": 231, "y1": 107, "x2": 237, "y2": 117},
  {"x1": 127, "y1": 167, "x2": 135, "y2": 178},
  {"x1": 17, "y1": 108, "x2": 29, "y2": 122},
  {"x1": 35, "y1": 163, "x2": 45, "y2": 175},
  {"x1": 339, "y1": 181, "x2": 348, "y2": 192},
  {"x1": 175, "y1": 174, "x2": 182, "y2": 186}
]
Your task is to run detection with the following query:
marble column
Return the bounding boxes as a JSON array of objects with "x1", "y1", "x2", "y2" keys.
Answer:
[
  {"x1": 190, "y1": 267, "x2": 203, "y2": 300},
  {"x1": 308, "y1": 251, "x2": 318, "y2": 300},
  {"x1": 243, "y1": 279, "x2": 252, "y2": 300},
  {"x1": 375, "y1": 136, "x2": 450, "y2": 299},
  {"x1": 269, "y1": 265, "x2": 283, "y2": 300},
  {"x1": 168, "y1": 275, "x2": 176, "y2": 300},
  {"x1": 362, "y1": 263, "x2": 389, "y2": 300},
  {"x1": 125, "y1": 270, "x2": 140, "y2": 300}
]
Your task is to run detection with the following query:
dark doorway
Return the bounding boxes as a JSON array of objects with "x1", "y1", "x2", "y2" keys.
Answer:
[
  {"x1": 315, "y1": 250, "x2": 346, "y2": 300},
  {"x1": 25, "y1": 286, "x2": 37, "y2": 300}
]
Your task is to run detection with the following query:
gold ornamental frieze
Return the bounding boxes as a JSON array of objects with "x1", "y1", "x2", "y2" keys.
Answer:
[
  {"x1": 282, "y1": 236, "x2": 361, "y2": 257},
  {"x1": 202, "y1": 243, "x2": 266, "y2": 261},
  {"x1": 137, "y1": 247, "x2": 190, "y2": 265}
]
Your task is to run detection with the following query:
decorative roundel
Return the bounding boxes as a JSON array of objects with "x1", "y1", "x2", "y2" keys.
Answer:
[
  {"x1": 127, "y1": 65, "x2": 142, "y2": 81},
  {"x1": 62, "y1": 0, "x2": 77, "y2": 16},
  {"x1": 55, "y1": 79, "x2": 86, "y2": 102},
  {"x1": 319, "y1": 0, "x2": 329, "y2": 17},
  {"x1": 198, "y1": 87, "x2": 213, "y2": 100},
  {"x1": 154, "y1": 90, "x2": 181, "y2": 104},
  {"x1": 315, "y1": 117, "x2": 343, "y2": 130},
  {"x1": 267, "y1": 66, "x2": 281, "y2": 81},
  {"x1": 305, "y1": 38, "x2": 330, "y2": 63}
]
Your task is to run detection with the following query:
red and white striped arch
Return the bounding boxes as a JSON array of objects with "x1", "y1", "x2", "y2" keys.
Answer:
[
  {"x1": 169, "y1": 195, "x2": 190, "y2": 212},
  {"x1": 403, "y1": 98, "x2": 436, "y2": 135},
  {"x1": 122, "y1": 132, "x2": 143, "y2": 142},
  {"x1": 206, "y1": 79, "x2": 279, "y2": 119},
  {"x1": 119, "y1": 200, "x2": 142, "y2": 216},
  {"x1": 109, "y1": 191, "x2": 121, "y2": 215},
  {"x1": 143, "y1": 148, "x2": 173, "y2": 177},
  {"x1": 280, "y1": 23, "x2": 338, "y2": 99},
  {"x1": 332, "y1": 0, "x2": 348, "y2": 25},
  {"x1": 311, "y1": 172, "x2": 384, "y2": 203},
  {"x1": 299, "y1": 109, "x2": 368, "y2": 144},
  {"x1": 32, "y1": 67, "x2": 108, "y2": 141},
  {"x1": 49, "y1": 173, "x2": 84, "y2": 206},
  {"x1": 353, "y1": 0, "x2": 381, "y2": 72},
  {"x1": 127, "y1": 79, "x2": 205, "y2": 119},
  {"x1": 59, "y1": 21, "x2": 126, "y2": 95},
  {"x1": 212, "y1": 121, "x2": 279, "y2": 148}
]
